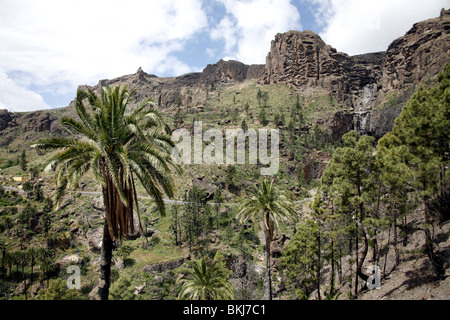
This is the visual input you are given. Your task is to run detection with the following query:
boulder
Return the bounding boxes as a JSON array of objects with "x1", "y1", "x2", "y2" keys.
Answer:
[
  {"x1": 30, "y1": 282, "x2": 43, "y2": 297},
  {"x1": 145, "y1": 228, "x2": 160, "y2": 238},
  {"x1": 14, "y1": 279, "x2": 30, "y2": 296},
  {"x1": 91, "y1": 197, "x2": 104, "y2": 211},
  {"x1": 88, "y1": 286, "x2": 100, "y2": 300},
  {"x1": 154, "y1": 275, "x2": 165, "y2": 285},
  {"x1": 114, "y1": 258, "x2": 125, "y2": 270},
  {"x1": 143, "y1": 255, "x2": 189, "y2": 274},
  {"x1": 86, "y1": 227, "x2": 103, "y2": 253},
  {"x1": 55, "y1": 254, "x2": 83, "y2": 269}
]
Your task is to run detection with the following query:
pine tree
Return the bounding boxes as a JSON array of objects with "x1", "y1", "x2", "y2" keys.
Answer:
[
  {"x1": 282, "y1": 219, "x2": 322, "y2": 299},
  {"x1": 377, "y1": 64, "x2": 450, "y2": 278},
  {"x1": 321, "y1": 130, "x2": 377, "y2": 294}
]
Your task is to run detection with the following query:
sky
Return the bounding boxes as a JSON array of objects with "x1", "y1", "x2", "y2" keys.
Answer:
[{"x1": 0, "y1": 0, "x2": 448, "y2": 112}]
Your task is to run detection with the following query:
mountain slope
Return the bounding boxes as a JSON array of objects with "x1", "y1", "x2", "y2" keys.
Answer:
[{"x1": 0, "y1": 9, "x2": 449, "y2": 301}]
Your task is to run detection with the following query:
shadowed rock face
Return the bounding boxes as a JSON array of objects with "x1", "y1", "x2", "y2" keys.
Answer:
[
  {"x1": 0, "y1": 109, "x2": 12, "y2": 131},
  {"x1": 0, "y1": 109, "x2": 62, "y2": 135}
]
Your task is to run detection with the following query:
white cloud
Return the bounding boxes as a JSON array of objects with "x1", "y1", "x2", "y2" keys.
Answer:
[
  {"x1": 0, "y1": 71, "x2": 49, "y2": 112},
  {"x1": 312, "y1": 0, "x2": 449, "y2": 55},
  {"x1": 0, "y1": 0, "x2": 208, "y2": 111},
  {"x1": 211, "y1": 0, "x2": 301, "y2": 64}
]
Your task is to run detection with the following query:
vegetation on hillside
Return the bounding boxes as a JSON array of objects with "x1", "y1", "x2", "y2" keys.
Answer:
[{"x1": 0, "y1": 64, "x2": 448, "y2": 301}]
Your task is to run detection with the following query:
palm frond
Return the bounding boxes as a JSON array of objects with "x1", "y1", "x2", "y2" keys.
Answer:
[{"x1": 33, "y1": 85, "x2": 178, "y2": 241}]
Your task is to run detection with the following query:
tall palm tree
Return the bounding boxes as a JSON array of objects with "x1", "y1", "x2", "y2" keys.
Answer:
[
  {"x1": 37, "y1": 247, "x2": 56, "y2": 288},
  {"x1": 27, "y1": 246, "x2": 38, "y2": 283},
  {"x1": 177, "y1": 258, "x2": 234, "y2": 300},
  {"x1": 32, "y1": 85, "x2": 180, "y2": 300},
  {"x1": 237, "y1": 179, "x2": 298, "y2": 300}
]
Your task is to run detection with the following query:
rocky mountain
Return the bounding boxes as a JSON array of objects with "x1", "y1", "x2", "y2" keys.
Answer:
[
  {"x1": 74, "y1": 59, "x2": 264, "y2": 110},
  {"x1": 0, "y1": 10, "x2": 449, "y2": 303},
  {"x1": 261, "y1": 8, "x2": 450, "y2": 139},
  {"x1": 1, "y1": 10, "x2": 449, "y2": 144},
  {"x1": 260, "y1": 30, "x2": 379, "y2": 106}
]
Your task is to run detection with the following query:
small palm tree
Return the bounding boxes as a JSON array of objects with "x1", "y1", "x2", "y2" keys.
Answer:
[
  {"x1": 4, "y1": 250, "x2": 13, "y2": 279},
  {"x1": 177, "y1": 258, "x2": 234, "y2": 300},
  {"x1": 237, "y1": 179, "x2": 298, "y2": 300},
  {"x1": 114, "y1": 244, "x2": 134, "y2": 268},
  {"x1": 32, "y1": 85, "x2": 180, "y2": 300},
  {"x1": 37, "y1": 247, "x2": 55, "y2": 287}
]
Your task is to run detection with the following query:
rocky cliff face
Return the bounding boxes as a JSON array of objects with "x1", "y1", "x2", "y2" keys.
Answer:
[
  {"x1": 0, "y1": 109, "x2": 12, "y2": 131},
  {"x1": 381, "y1": 9, "x2": 450, "y2": 95},
  {"x1": 260, "y1": 30, "x2": 379, "y2": 107},
  {"x1": 75, "y1": 59, "x2": 264, "y2": 110},
  {"x1": 360, "y1": 9, "x2": 450, "y2": 138},
  {"x1": 199, "y1": 59, "x2": 264, "y2": 89},
  {"x1": 2, "y1": 11, "x2": 448, "y2": 144},
  {"x1": 0, "y1": 109, "x2": 62, "y2": 135},
  {"x1": 260, "y1": 9, "x2": 450, "y2": 139}
]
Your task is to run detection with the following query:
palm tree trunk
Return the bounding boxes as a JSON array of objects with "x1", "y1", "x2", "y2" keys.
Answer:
[{"x1": 98, "y1": 219, "x2": 113, "y2": 300}]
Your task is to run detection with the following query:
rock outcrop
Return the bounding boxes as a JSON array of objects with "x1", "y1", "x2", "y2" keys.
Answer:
[
  {"x1": 380, "y1": 9, "x2": 450, "y2": 96},
  {"x1": 142, "y1": 255, "x2": 189, "y2": 274},
  {"x1": 199, "y1": 59, "x2": 264, "y2": 89},
  {"x1": 364, "y1": 9, "x2": 450, "y2": 138},
  {"x1": 85, "y1": 227, "x2": 103, "y2": 253},
  {"x1": 261, "y1": 9, "x2": 450, "y2": 139},
  {"x1": 0, "y1": 109, "x2": 12, "y2": 131},
  {"x1": 74, "y1": 60, "x2": 264, "y2": 111},
  {"x1": 0, "y1": 109, "x2": 61, "y2": 134},
  {"x1": 330, "y1": 110, "x2": 354, "y2": 141},
  {"x1": 302, "y1": 150, "x2": 331, "y2": 181},
  {"x1": 260, "y1": 30, "x2": 378, "y2": 107}
]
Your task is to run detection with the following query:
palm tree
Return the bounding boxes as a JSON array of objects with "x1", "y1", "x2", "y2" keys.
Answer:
[
  {"x1": 37, "y1": 247, "x2": 56, "y2": 288},
  {"x1": 27, "y1": 247, "x2": 38, "y2": 283},
  {"x1": 32, "y1": 85, "x2": 180, "y2": 300},
  {"x1": 0, "y1": 240, "x2": 5, "y2": 275},
  {"x1": 237, "y1": 179, "x2": 298, "y2": 300},
  {"x1": 177, "y1": 258, "x2": 234, "y2": 300}
]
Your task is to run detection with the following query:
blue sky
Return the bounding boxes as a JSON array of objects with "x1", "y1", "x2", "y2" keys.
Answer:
[{"x1": 0, "y1": 0, "x2": 447, "y2": 112}]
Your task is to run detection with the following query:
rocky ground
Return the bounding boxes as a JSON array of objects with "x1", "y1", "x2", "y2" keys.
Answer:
[
  {"x1": 270, "y1": 204, "x2": 449, "y2": 301},
  {"x1": 357, "y1": 220, "x2": 450, "y2": 300}
]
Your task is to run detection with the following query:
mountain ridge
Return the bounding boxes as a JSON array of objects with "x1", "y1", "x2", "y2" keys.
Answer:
[
  {"x1": 0, "y1": 9, "x2": 449, "y2": 302},
  {"x1": 1, "y1": 9, "x2": 448, "y2": 143}
]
